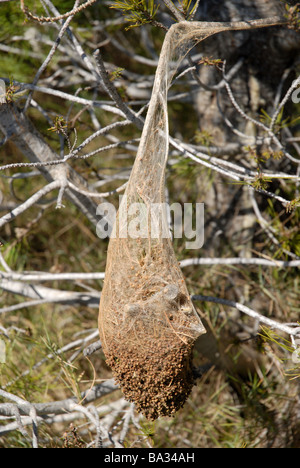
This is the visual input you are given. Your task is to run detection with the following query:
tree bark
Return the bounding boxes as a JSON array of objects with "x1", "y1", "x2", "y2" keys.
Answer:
[{"x1": 194, "y1": 0, "x2": 300, "y2": 141}]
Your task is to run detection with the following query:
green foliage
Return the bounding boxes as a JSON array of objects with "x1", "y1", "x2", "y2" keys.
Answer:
[
  {"x1": 266, "y1": 198, "x2": 300, "y2": 257},
  {"x1": 47, "y1": 115, "x2": 68, "y2": 134},
  {"x1": 176, "y1": 0, "x2": 199, "y2": 19},
  {"x1": 245, "y1": 145, "x2": 284, "y2": 165},
  {"x1": 0, "y1": 1, "x2": 99, "y2": 82},
  {"x1": 240, "y1": 369, "x2": 270, "y2": 401},
  {"x1": 4, "y1": 77, "x2": 29, "y2": 103},
  {"x1": 261, "y1": 149, "x2": 284, "y2": 161},
  {"x1": 0, "y1": 2, "x2": 25, "y2": 38},
  {"x1": 1, "y1": 242, "x2": 28, "y2": 273},
  {"x1": 198, "y1": 56, "x2": 223, "y2": 69},
  {"x1": 259, "y1": 326, "x2": 295, "y2": 355},
  {"x1": 259, "y1": 327, "x2": 300, "y2": 380},
  {"x1": 109, "y1": 0, "x2": 159, "y2": 29},
  {"x1": 129, "y1": 419, "x2": 156, "y2": 446},
  {"x1": 284, "y1": 2, "x2": 300, "y2": 30},
  {"x1": 41, "y1": 331, "x2": 82, "y2": 400},
  {"x1": 260, "y1": 107, "x2": 300, "y2": 133},
  {"x1": 286, "y1": 196, "x2": 300, "y2": 213},
  {"x1": 243, "y1": 145, "x2": 293, "y2": 191},
  {"x1": 251, "y1": 173, "x2": 272, "y2": 191},
  {"x1": 170, "y1": 158, "x2": 200, "y2": 195},
  {"x1": 109, "y1": 67, "x2": 125, "y2": 81},
  {"x1": 194, "y1": 130, "x2": 214, "y2": 146}
]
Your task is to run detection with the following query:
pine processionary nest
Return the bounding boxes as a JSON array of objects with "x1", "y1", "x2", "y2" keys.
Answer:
[
  {"x1": 98, "y1": 19, "x2": 284, "y2": 419},
  {"x1": 100, "y1": 234, "x2": 205, "y2": 419}
]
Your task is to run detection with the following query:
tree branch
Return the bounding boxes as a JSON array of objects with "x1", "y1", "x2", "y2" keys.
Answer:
[
  {"x1": 180, "y1": 257, "x2": 300, "y2": 268},
  {"x1": 192, "y1": 295, "x2": 300, "y2": 337},
  {"x1": 0, "y1": 103, "x2": 104, "y2": 227}
]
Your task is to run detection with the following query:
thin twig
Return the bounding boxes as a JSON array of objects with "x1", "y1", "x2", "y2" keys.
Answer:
[
  {"x1": 0, "y1": 180, "x2": 61, "y2": 229},
  {"x1": 0, "y1": 271, "x2": 105, "y2": 282},
  {"x1": 23, "y1": 0, "x2": 80, "y2": 112},
  {"x1": 20, "y1": 0, "x2": 97, "y2": 23},
  {"x1": 192, "y1": 295, "x2": 300, "y2": 336},
  {"x1": 222, "y1": 61, "x2": 300, "y2": 165},
  {"x1": 93, "y1": 49, "x2": 144, "y2": 130}
]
